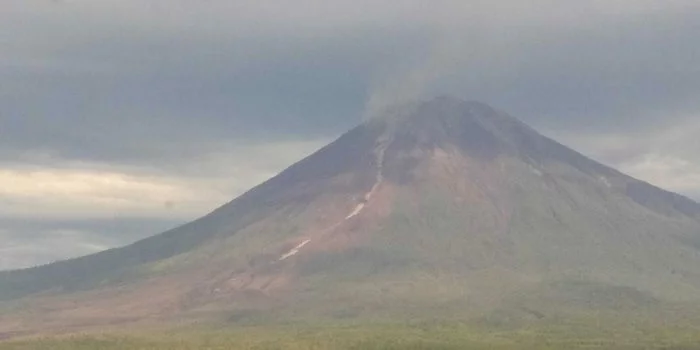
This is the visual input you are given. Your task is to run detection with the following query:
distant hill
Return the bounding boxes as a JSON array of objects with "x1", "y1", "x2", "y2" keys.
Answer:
[{"x1": 2, "y1": 96, "x2": 700, "y2": 333}]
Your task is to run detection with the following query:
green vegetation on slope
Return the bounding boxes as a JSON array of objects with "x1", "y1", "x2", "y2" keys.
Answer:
[{"x1": 3, "y1": 322, "x2": 700, "y2": 350}]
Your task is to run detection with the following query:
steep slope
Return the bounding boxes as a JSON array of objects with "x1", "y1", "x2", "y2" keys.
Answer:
[
  {"x1": 0, "y1": 119, "x2": 383, "y2": 300},
  {"x1": 2, "y1": 96, "x2": 700, "y2": 332}
]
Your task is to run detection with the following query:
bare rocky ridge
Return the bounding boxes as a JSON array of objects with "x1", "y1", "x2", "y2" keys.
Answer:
[{"x1": 2, "y1": 96, "x2": 700, "y2": 332}]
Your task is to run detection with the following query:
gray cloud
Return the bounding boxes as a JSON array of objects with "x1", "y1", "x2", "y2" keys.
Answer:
[
  {"x1": 4, "y1": 1, "x2": 699, "y2": 157},
  {"x1": 0, "y1": 217, "x2": 180, "y2": 270},
  {"x1": 2, "y1": 0, "x2": 700, "y2": 268}
]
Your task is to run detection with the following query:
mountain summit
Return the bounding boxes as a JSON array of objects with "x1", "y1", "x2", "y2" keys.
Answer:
[{"x1": 3, "y1": 96, "x2": 700, "y2": 331}]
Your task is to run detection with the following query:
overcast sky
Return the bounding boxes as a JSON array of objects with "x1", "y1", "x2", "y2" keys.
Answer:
[{"x1": 2, "y1": 0, "x2": 700, "y2": 270}]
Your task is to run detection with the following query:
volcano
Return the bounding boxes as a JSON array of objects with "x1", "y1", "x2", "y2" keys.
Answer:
[{"x1": 3, "y1": 96, "x2": 700, "y2": 331}]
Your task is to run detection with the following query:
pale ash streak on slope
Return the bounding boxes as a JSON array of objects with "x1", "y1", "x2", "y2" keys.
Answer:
[
  {"x1": 277, "y1": 132, "x2": 393, "y2": 261},
  {"x1": 277, "y1": 239, "x2": 311, "y2": 261},
  {"x1": 345, "y1": 134, "x2": 390, "y2": 220}
]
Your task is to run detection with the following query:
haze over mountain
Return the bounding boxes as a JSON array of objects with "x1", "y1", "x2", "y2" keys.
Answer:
[{"x1": 2, "y1": 96, "x2": 700, "y2": 333}]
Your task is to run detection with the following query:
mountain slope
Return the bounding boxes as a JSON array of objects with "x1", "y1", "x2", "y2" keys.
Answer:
[{"x1": 2, "y1": 96, "x2": 700, "y2": 331}]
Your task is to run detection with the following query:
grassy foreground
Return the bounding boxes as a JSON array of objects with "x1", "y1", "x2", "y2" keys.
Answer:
[{"x1": 2, "y1": 322, "x2": 700, "y2": 350}]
